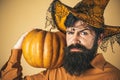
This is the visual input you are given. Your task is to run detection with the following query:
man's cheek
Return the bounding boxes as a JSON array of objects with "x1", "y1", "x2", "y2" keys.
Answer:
[{"x1": 67, "y1": 39, "x2": 73, "y2": 46}]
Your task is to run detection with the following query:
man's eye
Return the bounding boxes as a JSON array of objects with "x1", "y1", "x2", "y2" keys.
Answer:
[
  {"x1": 80, "y1": 31, "x2": 88, "y2": 35},
  {"x1": 67, "y1": 31, "x2": 74, "y2": 34}
]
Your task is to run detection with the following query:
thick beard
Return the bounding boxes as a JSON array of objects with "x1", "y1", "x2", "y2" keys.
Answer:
[{"x1": 63, "y1": 41, "x2": 98, "y2": 76}]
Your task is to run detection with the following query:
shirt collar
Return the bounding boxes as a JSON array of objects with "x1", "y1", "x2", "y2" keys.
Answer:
[{"x1": 91, "y1": 53, "x2": 107, "y2": 71}]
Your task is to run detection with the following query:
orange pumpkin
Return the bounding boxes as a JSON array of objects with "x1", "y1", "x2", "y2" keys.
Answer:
[{"x1": 22, "y1": 29, "x2": 66, "y2": 69}]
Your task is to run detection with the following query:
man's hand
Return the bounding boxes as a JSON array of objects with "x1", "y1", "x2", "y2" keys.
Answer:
[{"x1": 13, "y1": 32, "x2": 29, "y2": 49}]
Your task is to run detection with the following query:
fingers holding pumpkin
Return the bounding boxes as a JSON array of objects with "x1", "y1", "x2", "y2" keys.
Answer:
[
  {"x1": 13, "y1": 28, "x2": 38, "y2": 49},
  {"x1": 13, "y1": 32, "x2": 29, "y2": 49}
]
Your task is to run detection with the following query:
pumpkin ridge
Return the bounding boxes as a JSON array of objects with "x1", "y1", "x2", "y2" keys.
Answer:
[
  {"x1": 53, "y1": 32, "x2": 61, "y2": 68},
  {"x1": 54, "y1": 32, "x2": 66, "y2": 68},
  {"x1": 29, "y1": 30, "x2": 40, "y2": 67},
  {"x1": 58, "y1": 32, "x2": 66, "y2": 67},
  {"x1": 41, "y1": 30, "x2": 47, "y2": 68},
  {"x1": 22, "y1": 29, "x2": 38, "y2": 67},
  {"x1": 33, "y1": 30, "x2": 46, "y2": 67},
  {"x1": 43, "y1": 31, "x2": 53, "y2": 68},
  {"x1": 50, "y1": 32, "x2": 60, "y2": 68}
]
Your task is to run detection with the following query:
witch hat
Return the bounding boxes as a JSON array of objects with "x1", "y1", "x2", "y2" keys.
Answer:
[{"x1": 45, "y1": 0, "x2": 120, "y2": 52}]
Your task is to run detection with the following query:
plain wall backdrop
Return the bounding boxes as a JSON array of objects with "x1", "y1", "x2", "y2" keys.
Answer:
[{"x1": 0, "y1": 0, "x2": 120, "y2": 77}]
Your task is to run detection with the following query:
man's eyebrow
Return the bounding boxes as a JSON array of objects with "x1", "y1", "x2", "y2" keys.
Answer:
[
  {"x1": 79, "y1": 28, "x2": 91, "y2": 32},
  {"x1": 72, "y1": 26, "x2": 91, "y2": 32},
  {"x1": 66, "y1": 27, "x2": 92, "y2": 32}
]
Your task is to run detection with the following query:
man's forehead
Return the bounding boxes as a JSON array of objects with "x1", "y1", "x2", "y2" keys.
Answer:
[
  {"x1": 67, "y1": 20, "x2": 90, "y2": 30},
  {"x1": 74, "y1": 20, "x2": 88, "y2": 28},
  {"x1": 74, "y1": 20, "x2": 83, "y2": 25}
]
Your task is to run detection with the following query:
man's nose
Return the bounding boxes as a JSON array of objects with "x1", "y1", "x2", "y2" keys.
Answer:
[{"x1": 72, "y1": 33, "x2": 81, "y2": 44}]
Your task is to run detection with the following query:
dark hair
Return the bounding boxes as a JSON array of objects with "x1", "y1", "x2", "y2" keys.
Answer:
[
  {"x1": 91, "y1": 26, "x2": 104, "y2": 37},
  {"x1": 64, "y1": 13, "x2": 104, "y2": 37},
  {"x1": 64, "y1": 13, "x2": 79, "y2": 28}
]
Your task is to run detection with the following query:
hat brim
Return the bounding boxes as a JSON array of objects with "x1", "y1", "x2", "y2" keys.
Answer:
[{"x1": 51, "y1": 0, "x2": 120, "y2": 38}]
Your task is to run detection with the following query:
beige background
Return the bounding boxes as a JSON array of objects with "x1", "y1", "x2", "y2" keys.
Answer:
[{"x1": 0, "y1": 0, "x2": 120, "y2": 77}]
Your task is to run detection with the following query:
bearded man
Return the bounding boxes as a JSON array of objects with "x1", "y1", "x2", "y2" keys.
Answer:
[
  {"x1": 63, "y1": 13, "x2": 104, "y2": 76},
  {"x1": 1, "y1": 0, "x2": 120, "y2": 80}
]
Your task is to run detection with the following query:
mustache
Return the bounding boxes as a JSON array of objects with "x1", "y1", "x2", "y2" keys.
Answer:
[{"x1": 67, "y1": 43, "x2": 87, "y2": 51}]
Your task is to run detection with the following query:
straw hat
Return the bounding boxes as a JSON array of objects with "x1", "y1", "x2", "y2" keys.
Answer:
[{"x1": 45, "y1": 0, "x2": 120, "y2": 52}]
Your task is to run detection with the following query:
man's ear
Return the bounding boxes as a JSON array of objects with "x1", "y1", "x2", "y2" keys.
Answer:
[{"x1": 97, "y1": 33, "x2": 104, "y2": 45}]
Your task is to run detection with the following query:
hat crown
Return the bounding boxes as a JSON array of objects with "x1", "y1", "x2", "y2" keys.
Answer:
[{"x1": 71, "y1": 0, "x2": 110, "y2": 28}]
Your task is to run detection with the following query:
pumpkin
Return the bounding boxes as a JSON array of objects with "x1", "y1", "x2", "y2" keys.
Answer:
[{"x1": 22, "y1": 29, "x2": 66, "y2": 69}]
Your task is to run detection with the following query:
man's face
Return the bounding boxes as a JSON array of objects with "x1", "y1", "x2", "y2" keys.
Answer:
[
  {"x1": 63, "y1": 20, "x2": 99, "y2": 76},
  {"x1": 66, "y1": 20, "x2": 96, "y2": 51}
]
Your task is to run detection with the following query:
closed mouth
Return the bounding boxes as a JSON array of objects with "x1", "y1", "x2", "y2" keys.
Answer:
[{"x1": 70, "y1": 48, "x2": 83, "y2": 52}]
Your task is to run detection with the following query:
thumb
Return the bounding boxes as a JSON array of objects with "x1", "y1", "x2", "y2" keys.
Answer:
[{"x1": 13, "y1": 32, "x2": 29, "y2": 49}]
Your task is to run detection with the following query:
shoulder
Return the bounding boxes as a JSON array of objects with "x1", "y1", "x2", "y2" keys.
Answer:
[{"x1": 102, "y1": 62, "x2": 120, "y2": 79}]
